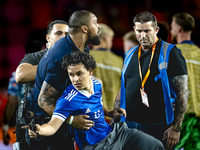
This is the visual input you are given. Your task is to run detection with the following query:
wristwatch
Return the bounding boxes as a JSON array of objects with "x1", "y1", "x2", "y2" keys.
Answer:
[{"x1": 171, "y1": 124, "x2": 181, "y2": 132}]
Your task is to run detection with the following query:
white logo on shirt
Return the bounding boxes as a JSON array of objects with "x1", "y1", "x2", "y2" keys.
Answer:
[
  {"x1": 94, "y1": 110, "x2": 100, "y2": 119},
  {"x1": 91, "y1": 78, "x2": 101, "y2": 85},
  {"x1": 85, "y1": 108, "x2": 91, "y2": 113}
]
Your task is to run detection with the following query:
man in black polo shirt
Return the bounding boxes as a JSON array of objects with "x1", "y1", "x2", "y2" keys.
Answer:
[
  {"x1": 15, "y1": 20, "x2": 70, "y2": 150},
  {"x1": 113, "y1": 11, "x2": 188, "y2": 150}
]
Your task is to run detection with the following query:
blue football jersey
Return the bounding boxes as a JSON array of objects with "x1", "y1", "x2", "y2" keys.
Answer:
[{"x1": 53, "y1": 78, "x2": 112, "y2": 148}]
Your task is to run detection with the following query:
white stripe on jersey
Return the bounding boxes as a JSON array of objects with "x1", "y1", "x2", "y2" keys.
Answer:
[
  {"x1": 91, "y1": 78, "x2": 101, "y2": 85},
  {"x1": 65, "y1": 89, "x2": 75, "y2": 99},
  {"x1": 68, "y1": 92, "x2": 78, "y2": 101},
  {"x1": 53, "y1": 113, "x2": 66, "y2": 122},
  {"x1": 65, "y1": 89, "x2": 78, "y2": 101}
]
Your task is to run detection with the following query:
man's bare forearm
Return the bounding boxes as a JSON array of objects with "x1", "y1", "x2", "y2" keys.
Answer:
[
  {"x1": 114, "y1": 88, "x2": 121, "y2": 109},
  {"x1": 15, "y1": 63, "x2": 37, "y2": 83},
  {"x1": 103, "y1": 107, "x2": 111, "y2": 117},
  {"x1": 111, "y1": 88, "x2": 121, "y2": 124},
  {"x1": 38, "y1": 81, "x2": 59, "y2": 116},
  {"x1": 3, "y1": 95, "x2": 17, "y2": 124},
  {"x1": 171, "y1": 74, "x2": 188, "y2": 127}
]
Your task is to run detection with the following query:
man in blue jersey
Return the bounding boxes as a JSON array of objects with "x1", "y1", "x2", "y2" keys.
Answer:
[
  {"x1": 24, "y1": 10, "x2": 101, "y2": 149},
  {"x1": 24, "y1": 51, "x2": 164, "y2": 150}
]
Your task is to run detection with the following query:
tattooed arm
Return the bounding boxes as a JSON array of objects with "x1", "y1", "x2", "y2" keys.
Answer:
[
  {"x1": 163, "y1": 74, "x2": 188, "y2": 150},
  {"x1": 114, "y1": 88, "x2": 121, "y2": 109},
  {"x1": 171, "y1": 74, "x2": 188, "y2": 128},
  {"x1": 38, "y1": 81, "x2": 58, "y2": 116}
]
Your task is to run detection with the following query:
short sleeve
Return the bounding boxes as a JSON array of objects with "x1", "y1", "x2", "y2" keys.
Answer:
[
  {"x1": 168, "y1": 47, "x2": 188, "y2": 78},
  {"x1": 19, "y1": 50, "x2": 47, "y2": 66},
  {"x1": 53, "y1": 89, "x2": 80, "y2": 122},
  {"x1": 53, "y1": 98, "x2": 71, "y2": 121}
]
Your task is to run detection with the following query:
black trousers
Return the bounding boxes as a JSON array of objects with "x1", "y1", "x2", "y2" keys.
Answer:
[
  {"x1": 84, "y1": 122, "x2": 165, "y2": 150},
  {"x1": 16, "y1": 109, "x2": 33, "y2": 150}
]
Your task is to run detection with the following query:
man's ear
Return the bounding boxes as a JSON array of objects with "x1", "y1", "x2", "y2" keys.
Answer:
[
  {"x1": 81, "y1": 25, "x2": 88, "y2": 33},
  {"x1": 89, "y1": 69, "x2": 93, "y2": 76},
  {"x1": 46, "y1": 34, "x2": 50, "y2": 42},
  {"x1": 155, "y1": 27, "x2": 160, "y2": 35},
  {"x1": 102, "y1": 36, "x2": 107, "y2": 42},
  {"x1": 178, "y1": 26, "x2": 183, "y2": 33}
]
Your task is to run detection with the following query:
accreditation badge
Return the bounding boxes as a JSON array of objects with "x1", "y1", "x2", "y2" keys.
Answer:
[{"x1": 140, "y1": 88, "x2": 149, "y2": 107}]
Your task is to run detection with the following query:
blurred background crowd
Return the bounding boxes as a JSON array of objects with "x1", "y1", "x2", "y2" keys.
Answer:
[
  {"x1": 0, "y1": 0, "x2": 200, "y2": 148},
  {"x1": 1, "y1": 0, "x2": 200, "y2": 89},
  {"x1": 0, "y1": 0, "x2": 200, "y2": 87}
]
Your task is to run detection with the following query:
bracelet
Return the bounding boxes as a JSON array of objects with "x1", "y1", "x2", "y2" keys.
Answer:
[
  {"x1": 171, "y1": 125, "x2": 182, "y2": 132},
  {"x1": 3, "y1": 124, "x2": 9, "y2": 131},
  {"x1": 69, "y1": 116, "x2": 74, "y2": 125}
]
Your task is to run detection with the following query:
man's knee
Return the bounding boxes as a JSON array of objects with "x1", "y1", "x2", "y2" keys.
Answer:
[
  {"x1": 135, "y1": 130, "x2": 165, "y2": 150},
  {"x1": 152, "y1": 139, "x2": 165, "y2": 150}
]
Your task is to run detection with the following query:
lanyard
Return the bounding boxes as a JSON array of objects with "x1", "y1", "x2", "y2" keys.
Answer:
[{"x1": 138, "y1": 38, "x2": 158, "y2": 90}]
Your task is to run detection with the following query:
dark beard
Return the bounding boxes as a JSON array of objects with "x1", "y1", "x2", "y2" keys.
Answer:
[
  {"x1": 85, "y1": 29, "x2": 101, "y2": 46},
  {"x1": 86, "y1": 36, "x2": 101, "y2": 46}
]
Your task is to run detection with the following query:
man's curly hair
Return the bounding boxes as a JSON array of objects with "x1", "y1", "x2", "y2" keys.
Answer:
[{"x1": 62, "y1": 51, "x2": 96, "y2": 71}]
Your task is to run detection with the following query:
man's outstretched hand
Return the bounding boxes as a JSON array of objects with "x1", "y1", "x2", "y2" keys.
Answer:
[{"x1": 22, "y1": 124, "x2": 40, "y2": 139}]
